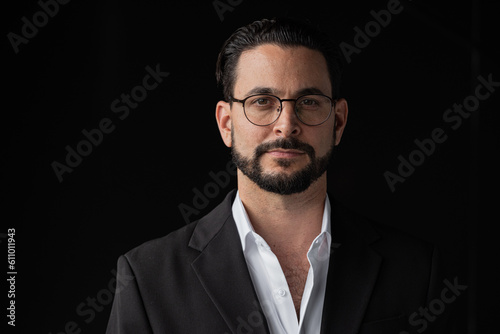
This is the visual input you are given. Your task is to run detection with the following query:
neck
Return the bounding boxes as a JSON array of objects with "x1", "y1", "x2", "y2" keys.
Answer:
[{"x1": 237, "y1": 171, "x2": 327, "y2": 251}]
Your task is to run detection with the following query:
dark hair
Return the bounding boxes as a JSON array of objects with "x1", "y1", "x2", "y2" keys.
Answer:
[{"x1": 215, "y1": 18, "x2": 343, "y2": 102}]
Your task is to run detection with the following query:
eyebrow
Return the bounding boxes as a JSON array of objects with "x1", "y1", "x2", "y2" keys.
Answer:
[{"x1": 244, "y1": 86, "x2": 327, "y2": 97}]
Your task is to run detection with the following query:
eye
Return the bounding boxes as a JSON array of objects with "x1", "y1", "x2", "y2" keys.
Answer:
[
  {"x1": 251, "y1": 97, "x2": 272, "y2": 106},
  {"x1": 300, "y1": 98, "x2": 319, "y2": 106}
]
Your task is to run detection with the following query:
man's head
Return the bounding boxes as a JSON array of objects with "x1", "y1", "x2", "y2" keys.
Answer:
[
  {"x1": 215, "y1": 18, "x2": 348, "y2": 195},
  {"x1": 215, "y1": 18, "x2": 343, "y2": 101}
]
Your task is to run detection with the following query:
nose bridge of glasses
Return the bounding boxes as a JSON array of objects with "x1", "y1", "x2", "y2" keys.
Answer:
[{"x1": 278, "y1": 98, "x2": 298, "y2": 113}]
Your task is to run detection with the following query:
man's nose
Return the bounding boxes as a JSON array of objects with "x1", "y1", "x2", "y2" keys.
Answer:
[{"x1": 272, "y1": 101, "x2": 301, "y2": 137}]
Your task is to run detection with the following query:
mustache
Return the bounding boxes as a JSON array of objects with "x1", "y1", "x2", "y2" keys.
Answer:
[{"x1": 254, "y1": 137, "x2": 316, "y2": 159}]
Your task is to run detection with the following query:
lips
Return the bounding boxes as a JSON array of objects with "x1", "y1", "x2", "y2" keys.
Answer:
[{"x1": 267, "y1": 149, "x2": 305, "y2": 158}]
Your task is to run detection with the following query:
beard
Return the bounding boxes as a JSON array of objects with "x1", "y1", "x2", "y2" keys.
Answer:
[{"x1": 231, "y1": 131, "x2": 335, "y2": 195}]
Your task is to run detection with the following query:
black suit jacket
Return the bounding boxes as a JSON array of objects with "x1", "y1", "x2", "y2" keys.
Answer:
[{"x1": 106, "y1": 190, "x2": 453, "y2": 334}]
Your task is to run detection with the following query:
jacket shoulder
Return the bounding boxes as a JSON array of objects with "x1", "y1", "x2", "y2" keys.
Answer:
[
  {"x1": 122, "y1": 189, "x2": 238, "y2": 271},
  {"x1": 333, "y1": 200, "x2": 434, "y2": 254},
  {"x1": 124, "y1": 221, "x2": 199, "y2": 268},
  {"x1": 123, "y1": 190, "x2": 238, "y2": 266}
]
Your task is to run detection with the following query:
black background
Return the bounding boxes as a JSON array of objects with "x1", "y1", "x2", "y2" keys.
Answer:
[{"x1": 2, "y1": 0, "x2": 499, "y2": 333}]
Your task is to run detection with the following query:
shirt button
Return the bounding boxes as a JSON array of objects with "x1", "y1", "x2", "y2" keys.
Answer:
[{"x1": 277, "y1": 289, "x2": 286, "y2": 297}]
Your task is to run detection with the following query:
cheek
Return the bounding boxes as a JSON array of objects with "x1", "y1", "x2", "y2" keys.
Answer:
[
  {"x1": 232, "y1": 117, "x2": 268, "y2": 155},
  {"x1": 307, "y1": 127, "x2": 335, "y2": 156}
]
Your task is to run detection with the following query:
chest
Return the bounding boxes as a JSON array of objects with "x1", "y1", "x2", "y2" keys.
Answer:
[{"x1": 277, "y1": 254, "x2": 311, "y2": 314}]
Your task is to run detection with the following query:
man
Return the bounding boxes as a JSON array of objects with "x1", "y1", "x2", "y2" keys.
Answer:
[{"x1": 107, "y1": 18, "x2": 452, "y2": 333}]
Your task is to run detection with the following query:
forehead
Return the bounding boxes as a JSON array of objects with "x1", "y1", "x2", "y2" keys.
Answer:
[{"x1": 234, "y1": 44, "x2": 332, "y2": 97}]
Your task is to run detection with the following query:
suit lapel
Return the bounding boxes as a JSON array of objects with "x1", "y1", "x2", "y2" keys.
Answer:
[
  {"x1": 321, "y1": 201, "x2": 382, "y2": 334},
  {"x1": 189, "y1": 190, "x2": 269, "y2": 334}
]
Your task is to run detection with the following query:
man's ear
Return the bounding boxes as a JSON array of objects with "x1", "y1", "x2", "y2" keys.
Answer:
[
  {"x1": 333, "y1": 98, "x2": 348, "y2": 146},
  {"x1": 215, "y1": 100, "x2": 232, "y2": 147}
]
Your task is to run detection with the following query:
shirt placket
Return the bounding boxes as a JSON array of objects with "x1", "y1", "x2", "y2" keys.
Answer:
[
  {"x1": 300, "y1": 233, "x2": 330, "y2": 334},
  {"x1": 254, "y1": 233, "x2": 299, "y2": 334}
]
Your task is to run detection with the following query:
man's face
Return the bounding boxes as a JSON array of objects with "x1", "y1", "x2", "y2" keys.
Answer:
[{"x1": 217, "y1": 44, "x2": 347, "y2": 195}]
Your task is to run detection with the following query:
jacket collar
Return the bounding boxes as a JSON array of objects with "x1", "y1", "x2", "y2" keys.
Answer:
[
  {"x1": 320, "y1": 200, "x2": 382, "y2": 334},
  {"x1": 187, "y1": 189, "x2": 237, "y2": 252},
  {"x1": 189, "y1": 190, "x2": 270, "y2": 334}
]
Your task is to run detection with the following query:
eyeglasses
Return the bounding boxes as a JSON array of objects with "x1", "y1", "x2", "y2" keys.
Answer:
[{"x1": 230, "y1": 94, "x2": 335, "y2": 126}]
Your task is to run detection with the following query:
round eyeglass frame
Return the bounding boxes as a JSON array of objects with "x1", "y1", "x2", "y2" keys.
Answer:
[{"x1": 230, "y1": 93, "x2": 336, "y2": 126}]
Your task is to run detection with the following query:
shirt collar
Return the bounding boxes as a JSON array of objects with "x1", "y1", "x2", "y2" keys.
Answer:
[
  {"x1": 232, "y1": 190, "x2": 332, "y2": 252},
  {"x1": 232, "y1": 191, "x2": 256, "y2": 252}
]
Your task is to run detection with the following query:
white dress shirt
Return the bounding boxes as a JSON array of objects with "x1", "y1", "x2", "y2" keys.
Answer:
[{"x1": 232, "y1": 191, "x2": 332, "y2": 334}]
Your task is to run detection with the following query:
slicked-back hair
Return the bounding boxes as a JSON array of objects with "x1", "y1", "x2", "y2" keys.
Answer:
[{"x1": 215, "y1": 18, "x2": 343, "y2": 102}]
